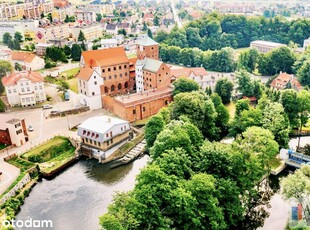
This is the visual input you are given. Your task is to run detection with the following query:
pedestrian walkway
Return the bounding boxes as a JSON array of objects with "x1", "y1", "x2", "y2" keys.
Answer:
[{"x1": 0, "y1": 160, "x2": 20, "y2": 195}]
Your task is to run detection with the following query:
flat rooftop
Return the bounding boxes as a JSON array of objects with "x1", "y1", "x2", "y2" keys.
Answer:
[
  {"x1": 0, "y1": 114, "x2": 21, "y2": 128},
  {"x1": 250, "y1": 40, "x2": 287, "y2": 47},
  {"x1": 114, "y1": 87, "x2": 173, "y2": 106}
]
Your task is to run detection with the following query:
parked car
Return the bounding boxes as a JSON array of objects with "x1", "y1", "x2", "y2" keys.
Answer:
[
  {"x1": 50, "y1": 110, "x2": 60, "y2": 115},
  {"x1": 43, "y1": 104, "x2": 53, "y2": 109},
  {"x1": 28, "y1": 125, "x2": 34, "y2": 131},
  {"x1": 64, "y1": 91, "x2": 70, "y2": 101}
]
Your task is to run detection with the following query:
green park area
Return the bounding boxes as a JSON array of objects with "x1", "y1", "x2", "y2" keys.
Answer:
[
  {"x1": 44, "y1": 67, "x2": 80, "y2": 93},
  {"x1": 21, "y1": 136, "x2": 76, "y2": 174}
]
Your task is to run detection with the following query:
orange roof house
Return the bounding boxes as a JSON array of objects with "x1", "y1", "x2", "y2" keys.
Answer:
[
  {"x1": 270, "y1": 72, "x2": 302, "y2": 91},
  {"x1": 11, "y1": 51, "x2": 45, "y2": 71},
  {"x1": 2, "y1": 71, "x2": 43, "y2": 86}
]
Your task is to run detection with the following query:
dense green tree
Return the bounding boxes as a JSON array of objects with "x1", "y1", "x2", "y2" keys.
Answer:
[
  {"x1": 14, "y1": 32, "x2": 23, "y2": 43},
  {"x1": 78, "y1": 30, "x2": 86, "y2": 42},
  {"x1": 262, "y1": 102, "x2": 290, "y2": 148},
  {"x1": 46, "y1": 46, "x2": 67, "y2": 62},
  {"x1": 211, "y1": 93, "x2": 230, "y2": 137},
  {"x1": 0, "y1": 60, "x2": 12, "y2": 94},
  {"x1": 145, "y1": 115, "x2": 165, "y2": 149},
  {"x1": 63, "y1": 45, "x2": 71, "y2": 57},
  {"x1": 155, "y1": 30, "x2": 168, "y2": 43},
  {"x1": 238, "y1": 48, "x2": 259, "y2": 72},
  {"x1": 14, "y1": 62, "x2": 22, "y2": 71},
  {"x1": 96, "y1": 14, "x2": 102, "y2": 22},
  {"x1": 13, "y1": 39, "x2": 21, "y2": 50},
  {"x1": 236, "y1": 70, "x2": 254, "y2": 96},
  {"x1": 297, "y1": 90, "x2": 310, "y2": 148},
  {"x1": 235, "y1": 98, "x2": 250, "y2": 117},
  {"x1": 3, "y1": 32, "x2": 12, "y2": 44},
  {"x1": 214, "y1": 78, "x2": 234, "y2": 104},
  {"x1": 297, "y1": 60, "x2": 310, "y2": 87},
  {"x1": 147, "y1": 29, "x2": 152, "y2": 39},
  {"x1": 280, "y1": 165, "x2": 310, "y2": 203},
  {"x1": 57, "y1": 80, "x2": 69, "y2": 92},
  {"x1": 71, "y1": 44, "x2": 82, "y2": 61},
  {"x1": 172, "y1": 78, "x2": 199, "y2": 96},
  {"x1": 280, "y1": 89, "x2": 299, "y2": 128},
  {"x1": 234, "y1": 127, "x2": 279, "y2": 169},
  {"x1": 153, "y1": 15, "x2": 159, "y2": 26}
]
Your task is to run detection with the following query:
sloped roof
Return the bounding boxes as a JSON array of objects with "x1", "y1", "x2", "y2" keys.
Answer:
[
  {"x1": 170, "y1": 68, "x2": 191, "y2": 78},
  {"x1": 11, "y1": 51, "x2": 38, "y2": 63},
  {"x1": 106, "y1": 24, "x2": 117, "y2": 30},
  {"x1": 2, "y1": 71, "x2": 43, "y2": 86},
  {"x1": 136, "y1": 35, "x2": 158, "y2": 46},
  {"x1": 77, "y1": 67, "x2": 94, "y2": 81},
  {"x1": 81, "y1": 47, "x2": 129, "y2": 67},
  {"x1": 270, "y1": 72, "x2": 302, "y2": 90},
  {"x1": 137, "y1": 58, "x2": 163, "y2": 73},
  {"x1": 78, "y1": 115, "x2": 128, "y2": 135},
  {"x1": 190, "y1": 67, "x2": 208, "y2": 76}
]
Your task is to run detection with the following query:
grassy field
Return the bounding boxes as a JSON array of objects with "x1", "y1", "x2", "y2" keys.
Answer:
[
  {"x1": 6, "y1": 157, "x2": 35, "y2": 172},
  {"x1": 225, "y1": 102, "x2": 236, "y2": 119},
  {"x1": 44, "y1": 67, "x2": 80, "y2": 93},
  {"x1": 22, "y1": 136, "x2": 76, "y2": 173}
]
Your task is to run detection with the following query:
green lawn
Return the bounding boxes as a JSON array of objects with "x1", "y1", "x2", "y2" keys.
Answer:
[
  {"x1": 61, "y1": 67, "x2": 80, "y2": 78},
  {"x1": 6, "y1": 157, "x2": 35, "y2": 172},
  {"x1": 0, "y1": 173, "x2": 26, "y2": 199},
  {"x1": 21, "y1": 136, "x2": 76, "y2": 173},
  {"x1": 225, "y1": 102, "x2": 236, "y2": 119},
  {"x1": 67, "y1": 78, "x2": 78, "y2": 93},
  {"x1": 44, "y1": 67, "x2": 79, "y2": 93}
]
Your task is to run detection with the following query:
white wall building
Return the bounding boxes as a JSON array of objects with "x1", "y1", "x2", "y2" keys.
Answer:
[
  {"x1": 100, "y1": 38, "x2": 117, "y2": 49},
  {"x1": 75, "y1": 10, "x2": 96, "y2": 23},
  {"x1": 77, "y1": 115, "x2": 131, "y2": 160},
  {"x1": 2, "y1": 71, "x2": 46, "y2": 107},
  {"x1": 77, "y1": 66, "x2": 103, "y2": 109},
  {"x1": 11, "y1": 51, "x2": 45, "y2": 71},
  {"x1": 0, "y1": 114, "x2": 28, "y2": 147},
  {"x1": 250, "y1": 40, "x2": 287, "y2": 53},
  {"x1": 135, "y1": 60, "x2": 144, "y2": 93}
]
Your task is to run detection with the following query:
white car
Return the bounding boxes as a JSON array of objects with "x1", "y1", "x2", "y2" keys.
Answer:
[
  {"x1": 28, "y1": 125, "x2": 34, "y2": 132},
  {"x1": 43, "y1": 104, "x2": 53, "y2": 109}
]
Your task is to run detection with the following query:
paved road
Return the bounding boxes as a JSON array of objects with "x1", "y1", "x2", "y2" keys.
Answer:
[{"x1": 170, "y1": 0, "x2": 182, "y2": 28}]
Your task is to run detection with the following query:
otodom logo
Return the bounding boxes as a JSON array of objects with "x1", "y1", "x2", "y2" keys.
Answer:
[{"x1": 2, "y1": 218, "x2": 53, "y2": 229}]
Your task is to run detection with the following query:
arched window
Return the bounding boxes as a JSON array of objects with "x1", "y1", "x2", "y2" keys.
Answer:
[
  {"x1": 118, "y1": 83, "x2": 122, "y2": 90},
  {"x1": 111, "y1": 85, "x2": 115, "y2": 92},
  {"x1": 124, "y1": 82, "x2": 128, "y2": 88},
  {"x1": 104, "y1": 86, "x2": 109, "y2": 94}
]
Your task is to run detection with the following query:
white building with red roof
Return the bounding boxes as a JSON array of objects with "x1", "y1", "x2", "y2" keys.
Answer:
[
  {"x1": 270, "y1": 72, "x2": 302, "y2": 91},
  {"x1": 11, "y1": 51, "x2": 45, "y2": 71},
  {"x1": 2, "y1": 71, "x2": 46, "y2": 107}
]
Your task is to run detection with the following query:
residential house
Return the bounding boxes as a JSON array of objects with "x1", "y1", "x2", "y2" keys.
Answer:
[
  {"x1": 113, "y1": 34, "x2": 124, "y2": 44},
  {"x1": 117, "y1": 22, "x2": 131, "y2": 35},
  {"x1": 270, "y1": 72, "x2": 302, "y2": 91},
  {"x1": 100, "y1": 39, "x2": 118, "y2": 49},
  {"x1": 11, "y1": 51, "x2": 45, "y2": 71},
  {"x1": 0, "y1": 114, "x2": 28, "y2": 147},
  {"x1": 105, "y1": 24, "x2": 118, "y2": 35},
  {"x1": 78, "y1": 115, "x2": 131, "y2": 161},
  {"x1": 35, "y1": 43, "x2": 53, "y2": 56},
  {"x1": 75, "y1": 10, "x2": 96, "y2": 23},
  {"x1": 2, "y1": 71, "x2": 46, "y2": 107}
]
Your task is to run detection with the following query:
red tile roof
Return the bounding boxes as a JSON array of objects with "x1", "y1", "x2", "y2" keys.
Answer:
[
  {"x1": 82, "y1": 47, "x2": 129, "y2": 67},
  {"x1": 2, "y1": 71, "x2": 43, "y2": 86},
  {"x1": 190, "y1": 67, "x2": 208, "y2": 76},
  {"x1": 77, "y1": 67, "x2": 94, "y2": 81},
  {"x1": 11, "y1": 51, "x2": 38, "y2": 63},
  {"x1": 270, "y1": 72, "x2": 302, "y2": 91}
]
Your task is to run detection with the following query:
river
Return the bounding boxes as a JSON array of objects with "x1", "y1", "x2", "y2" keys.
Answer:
[
  {"x1": 16, "y1": 137, "x2": 309, "y2": 230},
  {"x1": 16, "y1": 155, "x2": 150, "y2": 230}
]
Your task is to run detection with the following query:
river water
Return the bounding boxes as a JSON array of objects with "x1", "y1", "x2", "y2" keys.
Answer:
[
  {"x1": 16, "y1": 155, "x2": 150, "y2": 230},
  {"x1": 16, "y1": 137, "x2": 309, "y2": 230}
]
